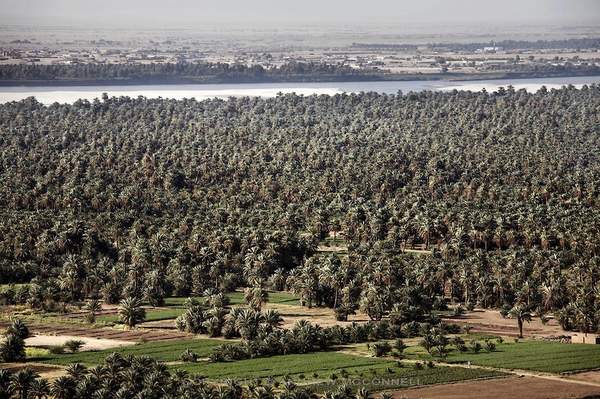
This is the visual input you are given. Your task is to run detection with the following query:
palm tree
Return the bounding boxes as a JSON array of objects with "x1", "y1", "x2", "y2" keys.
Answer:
[
  {"x1": 28, "y1": 378, "x2": 50, "y2": 399},
  {"x1": 10, "y1": 368, "x2": 39, "y2": 399},
  {"x1": 235, "y1": 309, "x2": 263, "y2": 341},
  {"x1": 6, "y1": 318, "x2": 29, "y2": 340},
  {"x1": 84, "y1": 299, "x2": 102, "y2": 323},
  {"x1": 0, "y1": 369, "x2": 12, "y2": 399},
  {"x1": 118, "y1": 297, "x2": 146, "y2": 328},
  {"x1": 244, "y1": 285, "x2": 268, "y2": 311},
  {"x1": 65, "y1": 363, "x2": 88, "y2": 380},
  {"x1": 0, "y1": 333, "x2": 25, "y2": 362},
  {"x1": 50, "y1": 376, "x2": 76, "y2": 399},
  {"x1": 263, "y1": 309, "x2": 283, "y2": 329},
  {"x1": 356, "y1": 387, "x2": 370, "y2": 399},
  {"x1": 509, "y1": 304, "x2": 532, "y2": 338}
]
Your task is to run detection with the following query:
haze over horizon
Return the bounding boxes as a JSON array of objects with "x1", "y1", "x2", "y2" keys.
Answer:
[{"x1": 1, "y1": 0, "x2": 599, "y2": 30}]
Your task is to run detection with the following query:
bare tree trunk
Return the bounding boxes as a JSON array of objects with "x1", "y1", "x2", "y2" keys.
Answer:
[{"x1": 518, "y1": 318, "x2": 523, "y2": 338}]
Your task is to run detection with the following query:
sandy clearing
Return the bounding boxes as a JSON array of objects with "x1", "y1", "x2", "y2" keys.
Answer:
[
  {"x1": 444, "y1": 309, "x2": 566, "y2": 338},
  {"x1": 0, "y1": 321, "x2": 192, "y2": 342},
  {"x1": 391, "y1": 376, "x2": 600, "y2": 399},
  {"x1": 317, "y1": 245, "x2": 348, "y2": 252},
  {"x1": 25, "y1": 334, "x2": 135, "y2": 350},
  {"x1": 265, "y1": 303, "x2": 370, "y2": 329}
]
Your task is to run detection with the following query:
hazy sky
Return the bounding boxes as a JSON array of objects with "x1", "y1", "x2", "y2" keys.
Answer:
[{"x1": 1, "y1": 0, "x2": 599, "y2": 28}]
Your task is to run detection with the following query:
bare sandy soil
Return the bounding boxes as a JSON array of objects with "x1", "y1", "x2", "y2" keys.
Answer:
[
  {"x1": 444, "y1": 309, "x2": 566, "y2": 338},
  {"x1": 266, "y1": 303, "x2": 370, "y2": 329},
  {"x1": 317, "y1": 245, "x2": 348, "y2": 252},
  {"x1": 569, "y1": 371, "x2": 600, "y2": 385},
  {"x1": 25, "y1": 334, "x2": 135, "y2": 350},
  {"x1": 0, "y1": 321, "x2": 192, "y2": 342},
  {"x1": 392, "y1": 376, "x2": 600, "y2": 399}
]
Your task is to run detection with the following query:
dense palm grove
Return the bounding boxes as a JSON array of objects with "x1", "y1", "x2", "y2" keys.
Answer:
[
  {"x1": 1, "y1": 85, "x2": 600, "y2": 334},
  {"x1": 0, "y1": 62, "x2": 382, "y2": 84}
]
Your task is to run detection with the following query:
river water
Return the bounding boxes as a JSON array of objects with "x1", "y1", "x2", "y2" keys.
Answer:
[{"x1": 1, "y1": 75, "x2": 599, "y2": 104}]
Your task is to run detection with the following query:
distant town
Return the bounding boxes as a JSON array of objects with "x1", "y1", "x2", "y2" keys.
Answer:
[{"x1": 1, "y1": 33, "x2": 599, "y2": 81}]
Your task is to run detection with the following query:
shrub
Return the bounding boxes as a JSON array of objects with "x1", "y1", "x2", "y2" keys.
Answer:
[
  {"x1": 444, "y1": 323, "x2": 462, "y2": 334},
  {"x1": 49, "y1": 345, "x2": 66, "y2": 355},
  {"x1": 64, "y1": 340, "x2": 85, "y2": 353},
  {"x1": 484, "y1": 340, "x2": 496, "y2": 352},
  {"x1": 433, "y1": 296, "x2": 448, "y2": 311},
  {"x1": 334, "y1": 307, "x2": 349, "y2": 322},
  {"x1": 181, "y1": 349, "x2": 199, "y2": 363},
  {"x1": 452, "y1": 337, "x2": 468, "y2": 352},
  {"x1": 456, "y1": 342, "x2": 468, "y2": 352},
  {"x1": 453, "y1": 305, "x2": 465, "y2": 317},
  {"x1": 371, "y1": 341, "x2": 392, "y2": 357},
  {"x1": 470, "y1": 341, "x2": 482, "y2": 353},
  {"x1": 393, "y1": 339, "x2": 407, "y2": 353},
  {"x1": 208, "y1": 351, "x2": 225, "y2": 362}
]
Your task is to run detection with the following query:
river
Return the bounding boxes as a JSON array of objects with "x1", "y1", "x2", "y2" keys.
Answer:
[{"x1": 1, "y1": 75, "x2": 599, "y2": 105}]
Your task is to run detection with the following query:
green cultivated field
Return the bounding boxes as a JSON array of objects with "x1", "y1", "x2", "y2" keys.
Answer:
[
  {"x1": 35, "y1": 342, "x2": 502, "y2": 389},
  {"x1": 408, "y1": 340, "x2": 600, "y2": 373},
  {"x1": 173, "y1": 351, "x2": 502, "y2": 387},
  {"x1": 34, "y1": 338, "x2": 226, "y2": 366},
  {"x1": 174, "y1": 352, "x2": 386, "y2": 379},
  {"x1": 164, "y1": 291, "x2": 299, "y2": 308},
  {"x1": 310, "y1": 367, "x2": 502, "y2": 393}
]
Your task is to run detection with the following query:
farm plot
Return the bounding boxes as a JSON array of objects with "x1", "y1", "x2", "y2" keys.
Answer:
[
  {"x1": 25, "y1": 334, "x2": 134, "y2": 351},
  {"x1": 13, "y1": 322, "x2": 191, "y2": 342},
  {"x1": 407, "y1": 340, "x2": 600, "y2": 373},
  {"x1": 392, "y1": 376, "x2": 600, "y2": 399},
  {"x1": 34, "y1": 338, "x2": 226, "y2": 366},
  {"x1": 96, "y1": 308, "x2": 184, "y2": 324},
  {"x1": 443, "y1": 309, "x2": 565, "y2": 338},
  {"x1": 173, "y1": 351, "x2": 503, "y2": 386}
]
